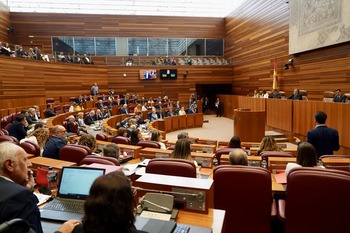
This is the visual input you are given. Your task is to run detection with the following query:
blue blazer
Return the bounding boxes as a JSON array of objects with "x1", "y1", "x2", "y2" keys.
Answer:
[{"x1": 307, "y1": 125, "x2": 340, "y2": 157}]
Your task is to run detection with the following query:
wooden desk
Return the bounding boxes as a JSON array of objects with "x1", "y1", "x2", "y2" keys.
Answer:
[
  {"x1": 268, "y1": 157, "x2": 296, "y2": 174},
  {"x1": 271, "y1": 173, "x2": 286, "y2": 194},
  {"x1": 321, "y1": 157, "x2": 350, "y2": 171},
  {"x1": 220, "y1": 155, "x2": 262, "y2": 166},
  {"x1": 29, "y1": 157, "x2": 77, "y2": 176},
  {"x1": 94, "y1": 140, "x2": 142, "y2": 159}
]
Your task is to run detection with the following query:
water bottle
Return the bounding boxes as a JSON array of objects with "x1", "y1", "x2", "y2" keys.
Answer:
[
  {"x1": 213, "y1": 155, "x2": 219, "y2": 167},
  {"x1": 261, "y1": 159, "x2": 267, "y2": 169},
  {"x1": 47, "y1": 167, "x2": 58, "y2": 192}
]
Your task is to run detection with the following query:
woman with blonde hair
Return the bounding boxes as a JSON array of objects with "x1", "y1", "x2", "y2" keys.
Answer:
[
  {"x1": 20, "y1": 125, "x2": 50, "y2": 155},
  {"x1": 133, "y1": 104, "x2": 142, "y2": 114},
  {"x1": 257, "y1": 136, "x2": 280, "y2": 156}
]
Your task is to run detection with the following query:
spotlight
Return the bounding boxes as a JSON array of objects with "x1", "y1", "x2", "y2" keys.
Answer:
[
  {"x1": 7, "y1": 26, "x2": 14, "y2": 33},
  {"x1": 284, "y1": 59, "x2": 294, "y2": 70}
]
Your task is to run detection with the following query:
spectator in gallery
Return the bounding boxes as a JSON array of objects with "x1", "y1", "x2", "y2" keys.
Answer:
[
  {"x1": 126, "y1": 56, "x2": 133, "y2": 66},
  {"x1": 82, "y1": 54, "x2": 93, "y2": 64},
  {"x1": 287, "y1": 89, "x2": 302, "y2": 100},
  {"x1": 333, "y1": 89, "x2": 347, "y2": 103},
  {"x1": 171, "y1": 57, "x2": 177, "y2": 65}
]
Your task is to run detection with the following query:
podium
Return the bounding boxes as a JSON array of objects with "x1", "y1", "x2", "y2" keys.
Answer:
[{"x1": 233, "y1": 109, "x2": 265, "y2": 142}]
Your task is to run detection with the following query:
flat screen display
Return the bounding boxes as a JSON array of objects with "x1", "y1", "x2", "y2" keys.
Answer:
[
  {"x1": 139, "y1": 69, "x2": 157, "y2": 80},
  {"x1": 160, "y1": 69, "x2": 177, "y2": 80}
]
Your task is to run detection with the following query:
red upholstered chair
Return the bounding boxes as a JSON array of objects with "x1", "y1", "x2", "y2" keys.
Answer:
[
  {"x1": 85, "y1": 155, "x2": 120, "y2": 166},
  {"x1": 59, "y1": 144, "x2": 91, "y2": 165},
  {"x1": 80, "y1": 157, "x2": 115, "y2": 166},
  {"x1": 20, "y1": 141, "x2": 41, "y2": 157},
  {"x1": 112, "y1": 136, "x2": 130, "y2": 145},
  {"x1": 136, "y1": 140, "x2": 160, "y2": 149},
  {"x1": 214, "y1": 165, "x2": 273, "y2": 233},
  {"x1": 0, "y1": 135, "x2": 19, "y2": 144},
  {"x1": 279, "y1": 168, "x2": 350, "y2": 233},
  {"x1": 96, "y1": 133, "x2": 108, "y2": 141},
  {"x1": 0, "y1": 130, "x2": 4, "y2": 136},
  {"x1": 214, "y1": 148, "x2": 233, "y2": 165},
  {"x1": 46, "y1": 98, "x2": 54, "y2": 104},
  {"x1": 146, "y1": 158, "x2": 196, "y2": 178},
  {"x1": 63, "y1": 104, "x2": 70, "y2": 113},
  {"x1": 53, "y1": 105, "x2": 62, "y2": 114},
  {"x1": 0, "y1": 129, "x2": 9, "y2": 135},
  {"x1": 319, "y1": 154, "x2": 350, "y2": 159},
  {"x1": 68, "y1": 144, "x2": 92, "y2": 155}
]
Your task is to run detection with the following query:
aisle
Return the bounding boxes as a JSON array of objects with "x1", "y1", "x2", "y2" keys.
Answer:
[{"x1": 166, "y1": 114, "x2": 234, "y2": 142}]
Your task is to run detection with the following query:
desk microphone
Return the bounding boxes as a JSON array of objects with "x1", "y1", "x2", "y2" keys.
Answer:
[{"x1": 132, "y1": 186, "x2": 204, "y2": 199}]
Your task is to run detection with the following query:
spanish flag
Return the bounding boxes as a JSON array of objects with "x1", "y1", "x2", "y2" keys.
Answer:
[{"x1": 272, "y1": 58, "x2": 278, "y2": 90}]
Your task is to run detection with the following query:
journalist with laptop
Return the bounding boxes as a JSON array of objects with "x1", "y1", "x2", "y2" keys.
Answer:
[{"x1": 0, "y1": 142, "x2": 80, "y2": 233}]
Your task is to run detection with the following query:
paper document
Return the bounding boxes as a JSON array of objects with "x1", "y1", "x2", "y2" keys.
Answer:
[
  {"x1": 34, "y1": 192, "x2": 52, "y2": 206},
  {"x1": 140, "y1": 210, "x2": 172, "y2": 221}
]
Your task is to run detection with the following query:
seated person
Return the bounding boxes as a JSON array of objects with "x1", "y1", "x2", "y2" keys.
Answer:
[
  {"x1": 287, "y1": 89, "x2": 302, "y2": 100},
  {"x1": 333, "y1": 89, "x2": 347, "y2": 103},
  {"x1": 178, "y1": 107, "x2": 186, "y2": 116},
  {"x1": 177, "y1": 132, "x2": 189, "y2": 140},
  {"x1": 72, "y1": 172, "x2": 145, "y2": 233},
  {"x1": 149, "y1": 109, "x2": 158, "y2": 122},
  {"x1": 229, "y1": 149, "x2": 248, "y2": 165},
  {"x1": 84, "y1": 110, "x2": 96, "y2": 125},
  {"x1": 44, "y1": 104, "x2": 56, "y2": 118},
  {"x1": 271, "y1": 89, "x2": 281, "y2": 99},
  {"x1": 126, "y1": 56, "x2": 133, "y2": 66},
  {"x1": 253, "y1": 89, "x2": 260, "y2": 98},
  {"x1": 257, "y1": 136, "x2": 281, "y2": 156},
  {"x1": 228, "y1": 136, "x2": 242, "y2": 148},
  {"x1": 102, "y1": 143, "x2": 120, "y2": 159},
  {"x1": 150, "y1": 130, "x2": 166, "y2": 150},
  {"x1": 66, "y1": 115, "x2": 78, "y2": 136},
  {"x1": 42, "y1": 125, "x2": 67, "y2": 159},
  {"x1": 286, "y1": 142, "x2": 325, "y2": 175},
  {"x1": 78, "y1": 134, "x2": 99, "y2": 155},
  {"x1": 130, "y1": 129, "x2": 142, "y2": 146},
  {"x1": 8, "y1": 114, "x2": 28, "y2": 141},
  {"x1": 171, "y1": 139, "x2": 200, "y2": 178}
]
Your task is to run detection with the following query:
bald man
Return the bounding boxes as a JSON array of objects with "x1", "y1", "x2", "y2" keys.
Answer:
[
  {"x1": 228, "y1": 148, "x2": 248, "y2": 166},
  {"x1": 42, "y1": 125, "x2": 67, "y2": 159}
]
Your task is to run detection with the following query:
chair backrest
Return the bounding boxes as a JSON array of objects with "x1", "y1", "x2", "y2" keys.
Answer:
[
  {"x1": 112, "y1": 136, "x2": 130, "y2": 145},
  {"x1": 20, "y1": 141, "x2": 41, "y2": 157},
  {"x1": 136, "y1": 140, "x2": 161, "y2": 149},
  {"x1": 96, "y1": 133, "x2": 108, "y2": 141},
  {"x1": 319, "y1": 154, "x2": 350, "y2": 159},
  {"x1": 85, "y1": 155, "x2": 120, "y2": 166},
  {"x1": 46, "y1": 98, "x2": 54, "y2": 104},
  {"x1": 53, "y1": 105, "x2": 62, "y2": 114},
  {"x1": 214, "y1": 165, "x2": 272, "y2": 233},
  {"x1": 0, "y1": 135, "x2": 19, "y2": 144},
  {"x1": 63, "y1": 104, "x2": 70, "y2": 113},
  {"x1": 215, "y1": 148, "x2": 233, "y2": 165},
  {"x1": 285, "y1": 167, "x2": 350, "y2": 233},
  {"x1": 59, "y1": 144, "x2": 90, "y2": 165},
  {"x1": 80, "y1": 157, "x2": 115, "y2": 166},
  {"x1": 146, "y1": 158, "x2": 196, "y2": 178},
  {"x1": 0, "y1": 128, "x2": 9, "y2": 135}
]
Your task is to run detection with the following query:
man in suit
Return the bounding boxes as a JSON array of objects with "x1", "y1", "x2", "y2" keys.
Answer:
[
  {"x1": 271, "y1": 89, "x2": 281, "y2": 99},
  {"x1": 84, "y1": 110, "x2": 96, "y2": 125},
  {"x1": 287, "y1": 89, "x2": 302, "y2": 100},
  {"x1": 0, "y1": 142, "x2": 81, "y2": 233},
  {"x1": 8, "y1": 114, "x2": 28, "y2": 141},
  {"x1": 42, "y1": 125, "x2": 67, "y2": 159},
  {"x1": 44, "y1": 104, "x2": 56, "y2": 118},
  {"x1": 119, "y1": 104, "x2": 129, "y2": 114},
  {"x1": 333, "y1": 89, "x2": 347, "y2": 103},
  {"x1": 294, "y1": 111, "x2": 339, "y2": 158},
  {"x1": 215, "y1": 98, "x2": 222, "y2": 117}
]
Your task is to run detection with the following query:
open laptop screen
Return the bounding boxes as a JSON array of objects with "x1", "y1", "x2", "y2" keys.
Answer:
[{"x1": 58, "y1": 166, "x2": 105, "y2": 199}]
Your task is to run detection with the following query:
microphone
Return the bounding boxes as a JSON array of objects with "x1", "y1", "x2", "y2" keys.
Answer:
[
  {"x1": 0, "y1": 219, "x2": 36, "y2": 233},
  {"x1": 132, "y1": 186, "x2": 203, "y2": 198}
]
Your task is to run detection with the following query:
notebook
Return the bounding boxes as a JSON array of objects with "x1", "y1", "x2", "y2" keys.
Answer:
[{"x1": 40, "y1": 166, "x2": 105, "y2": 221}]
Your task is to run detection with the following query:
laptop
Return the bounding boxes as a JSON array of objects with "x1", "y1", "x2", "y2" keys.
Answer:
[{"x1": 40, "y1": 166, "x2": 105, "y2": 222}]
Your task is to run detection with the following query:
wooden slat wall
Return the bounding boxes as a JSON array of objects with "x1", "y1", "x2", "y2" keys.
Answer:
[
  {"x1": 0, "y1": 2, "x2": 10, "y2": 43},
  {"x1": 225, "y1": 0, "x2": 350, "y2": 100},
  {"x1": 9, "y1": 13, "x2": 226, "y2": 55},
  {"x1": 0, "y1": 56, "x2": 233, "y2": 109}
]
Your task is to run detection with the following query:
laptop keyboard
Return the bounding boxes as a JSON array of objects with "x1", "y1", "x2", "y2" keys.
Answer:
[
  {"x1": 42, "y1": 199, "x2": 84, "y2": 214},
  {"x1": 173, "y1": 224, "x2": 190, "y2": 233}
]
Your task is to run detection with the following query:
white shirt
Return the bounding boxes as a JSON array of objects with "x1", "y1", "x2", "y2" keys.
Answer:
[{"x1": 285, "y1": 163, "x2": 325, "y2": 175}]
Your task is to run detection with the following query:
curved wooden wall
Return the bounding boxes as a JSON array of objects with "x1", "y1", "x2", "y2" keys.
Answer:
[{"x1": 225, "y1": 0, "x2": 350, "y2": 100}]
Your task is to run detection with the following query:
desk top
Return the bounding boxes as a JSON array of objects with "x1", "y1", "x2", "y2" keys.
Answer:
[{"x1": 29, "y1": 157, "x2": 77, "y2": 168}]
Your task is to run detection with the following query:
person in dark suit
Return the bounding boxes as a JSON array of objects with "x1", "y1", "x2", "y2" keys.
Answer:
[
  {"x1": 96, "y1": 99, "x2": 104, "y2": 109},
  {"x1": 94, "y1": 109, "x2": 104, "y2": 121},
  {"x1": 44, "y1": 104, "x2": 56, "y2": 118},
  {"x1": 84, "y1": 110, "x2": 96, "y2": 125},
  {"x1": 271, "y1": 89, "x2": 281, "y2": 99},
  {"x1": 0, "y1": 142, "x2": 79, "y2": 233},
  {"x1": 294, "y1": 111, "x2": 340, "y2": 158},
  {"x1": 287, "y1": 89, "x2": 302, "y2": 100},
  {"x1": 119, "y1": 104, "x2": 129, "y2": 115},
  {"x1": 215, "y1": 98, "x2": 222, "y2": 117},
  {"x1": 8, "y1": 114, "x2": 28, "y2": 141},
  {"x1": 333, "y1": 89, "x2": 347, "y2": 103},
  {"x1": 42, "y1": 125, "x2": 67, "y2": 159}
]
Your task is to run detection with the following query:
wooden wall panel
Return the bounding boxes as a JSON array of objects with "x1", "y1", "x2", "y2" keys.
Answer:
[
  {"x1": 225, "y1": 0, "x2": 350, "y2": 100},
  {"x1": 266, "y1": 99, "x2": 292, "y2": 132},
  {"x1": 0, "y1": 2, "x2": 10, "y2": 43},
  {"x1": 9, "y1": 13, "x2": 226, "y2": 55}
]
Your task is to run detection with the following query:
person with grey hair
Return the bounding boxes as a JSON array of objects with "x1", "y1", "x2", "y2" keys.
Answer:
[
  {"x1": 0, "y1": 142, "x2": 80, "y2": 233},
  {"x1": 228, "y1": 148, "x2": 248, "y2": 166},
  {"x1": 103, "y1": 143, "x2": 120, "y2": 159},
  {"x1": 177, "y1": 132, "x2": 189, "y2": 140},
  {"x1": 42, "y1": 125, "x2": 67, "y2": 159}
]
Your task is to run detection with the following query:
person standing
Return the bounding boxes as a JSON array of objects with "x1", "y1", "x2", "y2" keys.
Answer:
[
  {"x1": 294, "y1": 111, "x2": 339, "y2": 158},
  {"x1": 215, "y1": 98, "x2": 222, "y2": 117},
  {"x1": 91, "y1": 83, "x2": 99, "y2": 96}
]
